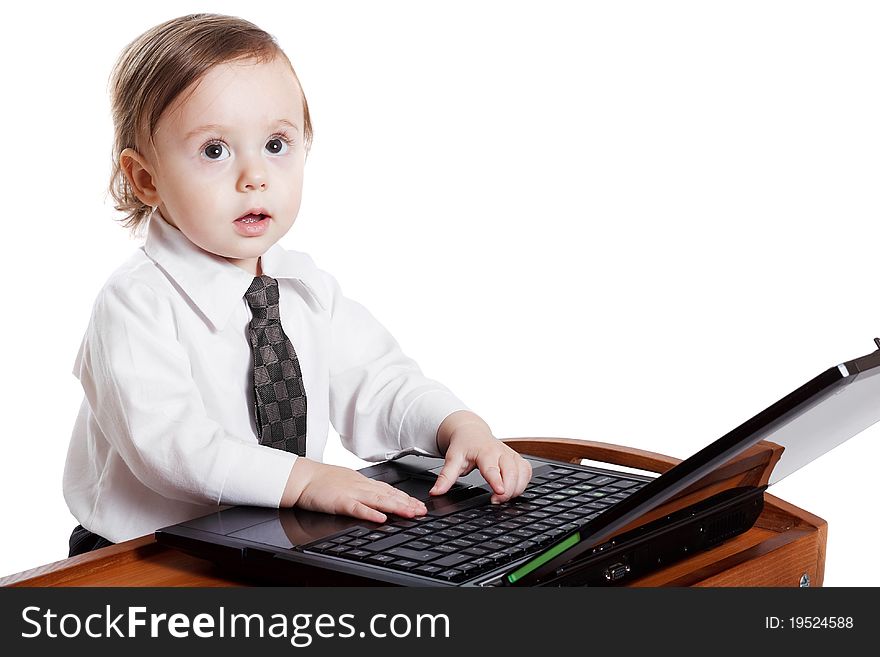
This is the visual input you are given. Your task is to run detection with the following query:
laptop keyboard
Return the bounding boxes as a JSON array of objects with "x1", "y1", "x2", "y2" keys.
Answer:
[{"x1": 302, "y1": 465, "x2": 649, "y2": 583}]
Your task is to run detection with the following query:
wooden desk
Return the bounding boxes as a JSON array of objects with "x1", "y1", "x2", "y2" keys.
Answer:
[{"x1": 0, "y1": 438, "x2": 827, "y2": 587}]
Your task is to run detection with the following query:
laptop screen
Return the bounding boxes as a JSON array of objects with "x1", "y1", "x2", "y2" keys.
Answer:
[{"x1": 505, "y1": 343, "x2": 880, "y2": 586}]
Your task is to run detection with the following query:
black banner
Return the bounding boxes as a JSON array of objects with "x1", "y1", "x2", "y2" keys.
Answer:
[{"x1": 1, "y1": 587, "x2": 875, "y2": 655}]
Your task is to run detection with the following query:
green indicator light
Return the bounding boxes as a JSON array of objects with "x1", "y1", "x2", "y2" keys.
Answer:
[{"x1": 506, "y1": 532, "x2": 581, "y2": 584}]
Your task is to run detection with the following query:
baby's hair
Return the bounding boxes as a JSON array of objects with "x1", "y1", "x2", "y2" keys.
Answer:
[{"x1": 107, "y1": 13, "x2": 313, "y2": 236}]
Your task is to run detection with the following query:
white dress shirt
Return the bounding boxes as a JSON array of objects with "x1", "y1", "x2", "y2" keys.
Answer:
[{"x1": 63, "y1": 210, "x2": 469, "y2": 543}]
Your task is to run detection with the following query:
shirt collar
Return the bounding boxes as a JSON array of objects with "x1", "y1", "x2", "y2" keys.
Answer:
[{"x1": 143, "y1": 209, "x2": 329, "y2": 331}]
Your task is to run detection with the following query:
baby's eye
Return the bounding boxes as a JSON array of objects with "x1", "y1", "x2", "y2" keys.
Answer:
[
  {"x1": 265, "y1": 136, "x2": 290, "y2": 156},
  {"x1": 202, "y1": 141, "x2": 230, "y2": 161}
]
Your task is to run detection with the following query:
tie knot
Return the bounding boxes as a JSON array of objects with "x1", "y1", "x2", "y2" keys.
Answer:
[{"x1": 245, "y1": 275, "x2": 280, "y2": 324}]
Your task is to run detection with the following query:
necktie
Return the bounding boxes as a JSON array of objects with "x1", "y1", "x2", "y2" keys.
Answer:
[{"x1": 244, "y1": 275, "x2": 307, "y2": 455}]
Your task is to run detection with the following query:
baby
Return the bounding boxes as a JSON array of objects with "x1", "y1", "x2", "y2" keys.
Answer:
[{"x1": 63, "y1": 13, "x2": 531, "y2": 556}]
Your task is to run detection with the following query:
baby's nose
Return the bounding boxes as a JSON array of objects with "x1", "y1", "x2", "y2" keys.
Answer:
[{"x1": 237, "y1": 159, "x2": 269, "y2": 192}]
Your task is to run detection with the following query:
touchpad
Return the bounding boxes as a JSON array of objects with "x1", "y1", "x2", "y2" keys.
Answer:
[
  {"x1": 393, "y1": 474, "x2": 476, "y2": 500},
  {"x1": 393, "y1": 475, "x2": 445, "y2": 500}
]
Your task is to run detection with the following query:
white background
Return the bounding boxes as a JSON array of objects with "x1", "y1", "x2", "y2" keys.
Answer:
[{"x1": 1, "y1": 1, "x2": 878, "y2": 586}]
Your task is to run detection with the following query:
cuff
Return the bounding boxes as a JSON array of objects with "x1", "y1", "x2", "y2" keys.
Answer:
[
  {"x1": 216, "y1": 441, "x2": 298, "y2": 507},
  {"x1": 392, "y1": 390, "x2": 471, "y2": 459}
]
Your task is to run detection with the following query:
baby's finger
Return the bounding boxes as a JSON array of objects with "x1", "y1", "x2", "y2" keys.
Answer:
[
  {"x1": 369, "y1": 489, "x2": 427, "y2": 518},
  {"x1": 501, "y1": 452, "x2": 525, "y2": 499},
  {"x1": 493, "y1": 452, "x2": 520, "y2": 503},
  {"x1": 347, "y1": 500, "x2": 387, "y2": 524},
  {"x1": 475, "y1": 451, "x2": 506, "y2": 496},
  {"x1": 516, "y1": 458, "x2": 533, "y2": 496},
  {"x1": 481, "y1": 463, "x2": 505, "y2": 497},
  {"x1": 376, "y1": 481, "x2": 427, "y2": 511},
  {"x1": 430, "y1": 452, "x2": 466, "y2": 495}
]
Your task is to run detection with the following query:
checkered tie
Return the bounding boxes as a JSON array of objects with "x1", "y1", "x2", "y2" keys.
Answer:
[{"x1": 245, "y1": 275, "x2": 307, "y2": 455}]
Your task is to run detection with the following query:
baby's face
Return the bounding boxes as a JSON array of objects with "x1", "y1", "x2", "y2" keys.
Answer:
[{"x1": 147, "y1": 56, "x2": 306, "y2": 273}]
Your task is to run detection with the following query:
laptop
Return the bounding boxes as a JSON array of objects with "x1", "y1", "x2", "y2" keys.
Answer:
[{"x1": 156, "y1": 340, "x2": 880, "y2": 587}]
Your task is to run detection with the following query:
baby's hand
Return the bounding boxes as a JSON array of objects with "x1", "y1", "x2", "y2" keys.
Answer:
[
  {"x1": 282, "y1": 458, "x2": 427, "y2": 523},
  {"x1": 430, "y1": 413, "x2": 532, "y2": 504}
]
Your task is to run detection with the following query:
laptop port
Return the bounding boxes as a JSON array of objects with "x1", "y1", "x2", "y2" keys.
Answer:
[{"x1": 604, "y1": 562, "x2": 631, "y2": 582}]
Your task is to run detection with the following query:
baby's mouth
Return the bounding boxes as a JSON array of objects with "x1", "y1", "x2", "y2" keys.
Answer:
[
  {"x1": 236, "y1": 214, "x2": 268, "y2": 224},
  {"x1": 233, "y1": 211, "x2": 271, "y2": 236}
]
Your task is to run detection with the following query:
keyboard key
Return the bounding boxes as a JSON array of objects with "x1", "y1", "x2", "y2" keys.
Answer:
[
  {"x1": 482, "y1": 541, "x2": 507, "y2": 552},
  {"x1": 586, "y1": 475, "x2": 616, "y2": 486},
  {"x1": 365, "y1": 554, "x2": 396, "y2": 565},
  {"x1": 360, "y1": 532, "x2": 413, "y2": 552},
  {"x1": 457, "y1": 561, "x2": 482, "y2": 575},
  {"x1": 499, "y1": 508, "x2": 526, "y2": 517},
  {"x1": 463, "y1": 546, "x2": 490, "y2": 557},
  {"x1": 512, "y1": 528, "x2": 538, "y2": 538},
  {"x1": 344, "y1": 549, "x2": 371, "y2": 559},
  {"x1": 386, "y1": 547, "x2": 443, "y2": 562},
  {"x1": 434, "y1": 553, "x2": 472, "y2": 568},
  {"x1": 486, "y1": 551, "x2": 513, "y2": 564},
  {"x1": 389, "y1": 559, "x2": 418, "y2": 569},
  {"x1": 437, "y1": 569, "x2": 466, "y2": 581},
  {"x1": 496, "y1": 521, "x2": 521, "y2": 530},
  {"x1": 532, "y1": 533, "x2": 557, "y2": 545},
  {"x1": 435, "y1": 529, "x2": 465, "y2": 539},
  {"x1": 406, "y1": 540, "x2": 431, "y2": 551},
  {"x1": 414, "y1": 565, "x2": 443, "y2": 576}
]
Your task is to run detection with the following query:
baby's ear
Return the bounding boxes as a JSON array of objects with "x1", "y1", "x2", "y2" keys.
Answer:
[{"x1": 120, "y1": 148, "x2": 160, "y2": 208}]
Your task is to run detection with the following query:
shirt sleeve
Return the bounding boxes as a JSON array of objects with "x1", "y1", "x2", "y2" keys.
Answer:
[
  {"x1": 76, "y1": 279, "x2": 297, "y2": 508},
  {"x1": 323, "y1": 272, "x2": 471, "y2": 461}
]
